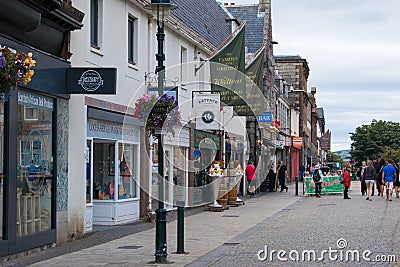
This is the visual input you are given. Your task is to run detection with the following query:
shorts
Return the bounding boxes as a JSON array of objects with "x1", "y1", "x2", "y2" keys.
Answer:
[
  {"x1": 365, "y1": 179, "x2": 374, "y2": 185},
  {"x1": 385, "y1": 182, "x2": 394, "y2": 190}
]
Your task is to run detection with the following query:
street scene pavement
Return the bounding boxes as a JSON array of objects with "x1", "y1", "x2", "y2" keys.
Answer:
[{"x1": 4, "y1": 182, "x2": 400, "y2": 267}]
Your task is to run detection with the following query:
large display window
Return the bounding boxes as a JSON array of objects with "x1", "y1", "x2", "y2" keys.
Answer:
[
  {"x1": 92, "y1": 141, "x2": 137, "y2": 200},
  {"x1": 0, "y1": 102, "x2": 4, "y2": 240},
  {"x1": 16, "y1": 92, "x2": 54, "y2": 237}
]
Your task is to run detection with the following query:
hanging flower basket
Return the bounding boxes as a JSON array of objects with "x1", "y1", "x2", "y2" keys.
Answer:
[
  {"x1": 134, "y1": 93, "x2": 181, "y2": 136},
  {"x1": 0, "y1": 46, "x2": 36, "y2": 99}
]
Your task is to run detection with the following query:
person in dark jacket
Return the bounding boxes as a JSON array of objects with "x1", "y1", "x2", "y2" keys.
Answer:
[
  {"x1": 363, "y1": 160, "x2": 376, "y2": 201},
  {"x1": 267, "y1": 163, "x2": 276, "y2": 192},
  {"x1": 277, "y1": 161, "x2": 288, "y2": 192}
]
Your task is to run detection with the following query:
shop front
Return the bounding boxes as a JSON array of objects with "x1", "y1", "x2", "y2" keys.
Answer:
[
  {"x1": 150, "y1": 127, "x2": 190, "y2": 211},
  {"x1": 0, "y1": 38, "x2": 73, "y2": 256},
  {"x1": 86, "y1": 108, "x2": 141, "y2": 226}
]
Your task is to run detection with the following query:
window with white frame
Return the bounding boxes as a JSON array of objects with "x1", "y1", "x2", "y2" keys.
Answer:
[
  {"x1": 180, "y1": 46, "x2": 188, "y2": 83},
  {"x1": 128, "y1": 15, "x2": 137, "y2": 65},
  {"x1": 24, "y1": 106, "x2": 39, "y2": 121}
]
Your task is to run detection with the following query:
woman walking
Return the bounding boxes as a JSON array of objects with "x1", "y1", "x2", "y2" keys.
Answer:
[{"x1": 363, "y1": 160, "x2": 376, "y2": 201}]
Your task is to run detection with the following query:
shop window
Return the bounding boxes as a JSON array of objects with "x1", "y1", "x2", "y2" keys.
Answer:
[
  {"x1": 24, "y1": 107, "x2": 38, "y2": 121},
  {"x1": 93, "y1": 142, "x2": 137, "y2": 200},
  {"x1": 118, "y1": 143, "x2": 136, "y2": 199},
  {"x1": 0, "y1": 103, "x2": 4, "y2": 239},
  {"x1": 86, "y1": 140, "x2": 92, "y2": 204},
  {"x1": 17, "y1": 94, "x2": 54, "y2": 237}
]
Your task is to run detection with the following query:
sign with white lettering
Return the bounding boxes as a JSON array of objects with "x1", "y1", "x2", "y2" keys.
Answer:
[
  {"x1": 66, "y1": 68, "x2": 116, "y2": 94},
  {"x1": 18, "y1": 91, "x2": 54, "y2": 111},
  {"x1": 87, "y1": 119, "x2": 140, "y2": 142},
  {"x1": 256, "y1": 112, "x2": 272, "y2": 122}
]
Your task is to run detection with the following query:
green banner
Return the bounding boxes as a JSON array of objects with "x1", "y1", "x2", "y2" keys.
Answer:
[
  {"x1": 305, "y1": 176, "x2": 343, "y2": 195},
  {"x1": 237, "y1": 46, "x2": 267, "y2": 116},
  {"x1": 210, "y1": 25, "x2": 246, "y2": 108}
]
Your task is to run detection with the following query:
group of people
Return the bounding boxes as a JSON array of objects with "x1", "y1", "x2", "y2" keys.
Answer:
[
  {"x1": 245, "y1": 160, "x2": 289, "y2": 197},
  {"x1": 313, "y1": 164, "x2": 352, "y2": 199},
  {"x1": 357, "y1": 159, "x2": 400, "y2": 202}
]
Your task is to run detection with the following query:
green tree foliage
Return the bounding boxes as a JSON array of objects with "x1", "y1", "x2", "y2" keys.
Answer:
[
  {"x1": 350, "y1": 119, "x2": 400, "y2": 162},
  {"x1": 328, "y1": 151, "x2": 344, "y2": 167}
]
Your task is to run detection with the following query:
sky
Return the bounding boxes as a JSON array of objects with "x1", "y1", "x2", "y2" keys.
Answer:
[{"x1": 218, "y1": 0, "x2": 400, "y2": 151}]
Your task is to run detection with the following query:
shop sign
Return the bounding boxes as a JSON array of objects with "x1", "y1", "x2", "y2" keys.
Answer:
[
  {"x1": 292, "y1": 136, "x2": 303, "y2": 148},
  {"x1": 194, "y1": 93, "x2": 221, "y2": 130},
  {"x1": 148, "y1": 86, "x2": 177, "y2": 100},
  {"x1": 67, "y1": 68, "x2": 116, "y2": 94},
  {"x1": 18, "y1": 91, "x2": 54, "y2": 111},
  {"x1": 256, "y1": 112, "x2": 272, "y2": 122},
  {"x1": 87, "y1": 119, "x2": 139, "y2": 142}
]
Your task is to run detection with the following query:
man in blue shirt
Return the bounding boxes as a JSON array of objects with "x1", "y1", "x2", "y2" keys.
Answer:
[{"x1": 382, "y1": 159, "x2": 397, "y2": 201}]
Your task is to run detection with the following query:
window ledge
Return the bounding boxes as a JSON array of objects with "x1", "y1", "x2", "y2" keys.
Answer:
[
  {"x1": 128, "y1": 63, "x2": 139, "y2": 71},
  {"x1": 90, "y1": 47, "x2": 104, "y2": 56}
]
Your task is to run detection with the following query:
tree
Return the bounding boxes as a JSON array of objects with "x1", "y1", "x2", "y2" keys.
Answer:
[{"x1": 350, "y1": 119, "x2": 400, "y2": 163}]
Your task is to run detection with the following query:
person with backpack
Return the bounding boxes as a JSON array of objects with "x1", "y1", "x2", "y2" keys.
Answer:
[{"x1": 313, "y1": 164, "x2": 323, "y2": 198}]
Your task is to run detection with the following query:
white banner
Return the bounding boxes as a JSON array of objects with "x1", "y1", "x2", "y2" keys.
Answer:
[{"x1": 194, "y1": 93, "x2": 221, "y2": 130}]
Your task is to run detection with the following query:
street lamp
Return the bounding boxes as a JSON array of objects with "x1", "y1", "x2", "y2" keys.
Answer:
[{"x1": 145, "y1": 0, "x2": 177, "y2": 263}]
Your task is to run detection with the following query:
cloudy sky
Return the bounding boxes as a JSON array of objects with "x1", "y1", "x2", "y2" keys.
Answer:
[{"x1": 219, "y1": 0, "x2": 400, "y2": 151}]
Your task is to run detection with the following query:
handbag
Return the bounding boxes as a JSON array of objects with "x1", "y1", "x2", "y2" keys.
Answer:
[{"x1": 340, "y1": 175, "x2": 344, "y2": 184}]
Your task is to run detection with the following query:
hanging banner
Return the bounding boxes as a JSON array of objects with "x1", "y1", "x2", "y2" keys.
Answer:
[
  {"x1": 194, "y1": 93, "x2": 221, "y2": 130},
  {"x1": 210, "y1": 24, "x2": 246, "y2": 108},
  {"x1": 320, "y1": 130, "x2": 331, "y2": 151},
  {"x1": 236, "y1": 46, "x2": 267, "y2": 116}
]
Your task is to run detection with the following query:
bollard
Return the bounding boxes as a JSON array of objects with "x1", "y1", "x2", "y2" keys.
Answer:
[
  {"x1": 176, "y1": 201, "x2": 185, "y2": 254},
  {"x1": 295, "y1": 176, "x2": 299, "y2": 196},
  {"x1": 302, "y1": 177, "x2": 305, "y2": 196}
]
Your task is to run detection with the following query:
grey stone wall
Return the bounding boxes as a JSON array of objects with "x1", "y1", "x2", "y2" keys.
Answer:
[
  {"x1": 56, "y1": 97, "x2": 69, "y2": 243},
  {"x1": 56, "y1": 98, "x2": 69, "y2": 212}
]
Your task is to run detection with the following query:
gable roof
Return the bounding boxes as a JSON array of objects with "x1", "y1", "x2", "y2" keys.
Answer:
[
  {"x1": 171, "y1": 0, "x2": 232, "y2": 48},
  {"x1": 226, "y1": 5, "x2": 264, "y2": 55}
]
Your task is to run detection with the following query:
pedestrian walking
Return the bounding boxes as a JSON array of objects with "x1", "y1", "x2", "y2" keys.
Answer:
[
  {"x1": 343, "y1": 165, "x2": 352, "y2": 199},
  {"x1": 382, "y1": 159, "x2": 396, "y2": 201},
  {"x1": 246, "y1": 161, "x2": 256, "y2": 197},
  {"x1": 363, "y1": 160, "x2": 376, "y2": 201},
  {"x1": 267, "y1": 162, "x2": 276, "y2": 192},
  {"x1": 358, "y1": 161, "x2": 367, "y2": 196},
  {"x1": 376, "y1": 158, "x2": 387, "y2": 197},
  {"x1": 277, "y1": 161, "x2": 288, "y2": 192},
  {"x1": 393, "y1": 160, "x2": 400, "y2": 199},
  {"x1": 313, "y1": 164, "x2": 323, "y2": 198}
]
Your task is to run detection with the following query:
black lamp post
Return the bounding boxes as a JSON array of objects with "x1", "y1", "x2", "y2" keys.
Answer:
[{"x1": 145, "y1": 0, "x2": 177, "y2": 263}]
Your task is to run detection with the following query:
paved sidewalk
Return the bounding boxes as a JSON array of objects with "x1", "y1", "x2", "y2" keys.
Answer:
[{"x1": 5, "y1": 183, "x2": 303, "y2": 267}]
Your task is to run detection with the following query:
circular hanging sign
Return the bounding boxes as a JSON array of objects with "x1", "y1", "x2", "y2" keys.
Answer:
[{"x1": 78, "y1": 70, "x2": 104, "y2": 92}]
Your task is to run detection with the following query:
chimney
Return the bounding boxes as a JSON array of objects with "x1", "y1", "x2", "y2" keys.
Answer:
[{"x1": 223, "y1": 2, "x2": 235, "y2": 7}]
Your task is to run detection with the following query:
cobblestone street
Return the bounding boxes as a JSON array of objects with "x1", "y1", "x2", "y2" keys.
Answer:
[{"x1": 207, "y1": 182, "x2": 400, "y2": 266}]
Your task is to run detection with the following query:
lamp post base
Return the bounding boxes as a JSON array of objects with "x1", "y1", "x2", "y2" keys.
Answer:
[{"x1": 155, "y1": 207, "x2": 168, "y2": 263}]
